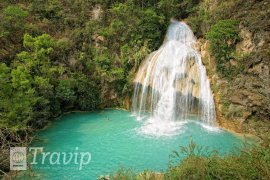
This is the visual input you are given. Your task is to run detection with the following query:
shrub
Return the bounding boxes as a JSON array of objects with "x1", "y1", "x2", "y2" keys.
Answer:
[
  {"x1": 112, "y1": 140, "x2": 270, "y2": 180},
  {"x1": 206, "y1": 20, "x2": 240, "y2": 75},
  {"x1": 1, "y1": 5, "x2": 28, "y2": 35}
]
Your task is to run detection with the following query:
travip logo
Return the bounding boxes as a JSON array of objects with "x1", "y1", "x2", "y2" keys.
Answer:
[
  {"x1": 10, "y1": 147, "x2": 27, "y2": 170},
  {"x1": 10, "y1": 147, "x2": 91, "y2": 170}
]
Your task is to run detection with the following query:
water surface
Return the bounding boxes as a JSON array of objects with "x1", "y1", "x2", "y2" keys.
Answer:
[{"x1": 24, "y1": 110, "x2": 249, "y2": 179}]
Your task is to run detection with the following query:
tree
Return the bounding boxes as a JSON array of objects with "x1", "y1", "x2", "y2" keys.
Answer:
[
  {"x1": 56, "y1": 78, "x2": 76, "y2": 110},
  {"x1": 72, "y1": 73, "x2": 100, "y2": 110}
]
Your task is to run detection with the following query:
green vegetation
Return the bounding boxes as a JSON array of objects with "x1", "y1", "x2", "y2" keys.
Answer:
[
  {"x1": 0, "y1": 5, "x2": 28, "y2": 38},
  {"x1": 0, "y1": 33, "x2": 100, "y2": 136},
  {"x1": 206, "y1": 20, "x2": 240, "y2": 74},
  {"x1": 112, "y1": 140, "x2": 270, "y2": 179},
  {"x1": 187, "y1": 0, "x2": 269, "y2": 78}
]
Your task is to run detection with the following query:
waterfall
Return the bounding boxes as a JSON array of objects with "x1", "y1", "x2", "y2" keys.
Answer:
[{"x1": 132, "y1": 20, "x2": 216, "y2": 137}]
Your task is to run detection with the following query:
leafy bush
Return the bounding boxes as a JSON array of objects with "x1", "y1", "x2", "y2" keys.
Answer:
[
  {"x1": 0, "y1": 5, "x2": 28, "y2": 37},
  {"x1": 206, "y1": 20, "x2": 240, "y2": 75}
]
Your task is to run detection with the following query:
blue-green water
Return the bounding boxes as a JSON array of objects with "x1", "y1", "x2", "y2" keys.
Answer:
[{"x1": 23, "y1": 110, "x2": 249, "y2": 179}]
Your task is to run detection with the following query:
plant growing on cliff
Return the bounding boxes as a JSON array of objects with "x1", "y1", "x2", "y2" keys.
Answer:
[{"x1": 206, "y1": 19, "x2": 240, "y2": 76}]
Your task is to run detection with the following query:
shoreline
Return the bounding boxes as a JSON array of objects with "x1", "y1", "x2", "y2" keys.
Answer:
[
  {"x1": 219, "y1": 125, "x2": 260, "y2": 143},
  {"x1": 219, "y1": 126, "x2": 260, "y2": 142}
]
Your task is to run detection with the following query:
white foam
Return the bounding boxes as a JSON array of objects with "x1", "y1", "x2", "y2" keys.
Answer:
[
  {"x1": 201, "y1": 124, "x2": 221, "y2": 132},
  {"x1": 136, "y1": 118, "x2": 187, "y2": 137},
  {"x1": 191, "y1": 120, "x2": 221, "y2": 132}
]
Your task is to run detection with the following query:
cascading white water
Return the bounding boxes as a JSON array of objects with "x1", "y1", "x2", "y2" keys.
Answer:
[{"x1": 132, "y1": 20, "x2": 216, "y2": 137}]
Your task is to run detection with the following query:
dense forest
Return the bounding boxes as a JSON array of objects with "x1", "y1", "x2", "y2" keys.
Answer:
[{"x1": 0, "y1": 0, "x2": 269, "y2": 179}]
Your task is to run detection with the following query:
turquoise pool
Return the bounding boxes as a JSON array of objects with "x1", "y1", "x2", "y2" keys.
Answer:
[{"x1": 21, "y1": 110, "x2": 250, "y2": 179}]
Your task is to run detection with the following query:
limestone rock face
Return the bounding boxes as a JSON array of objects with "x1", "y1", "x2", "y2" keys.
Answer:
[
  {"x1": 197, "y1": 23, "x2": 270, "y2": 136},
  {"x1": 236, "y1": 25, "x2": 255, "y2": 53}
]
